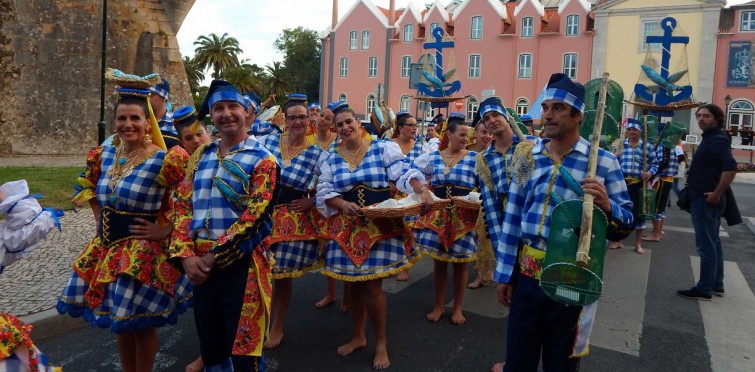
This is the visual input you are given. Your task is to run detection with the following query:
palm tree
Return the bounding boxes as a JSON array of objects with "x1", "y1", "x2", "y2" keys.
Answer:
[
  {"x1": 265, "y1": 61, "x2": 290, "y2": 105},
  {"x1": 183, "y1": 56, "x2": 204, "y2": 94},
  {"x1": 222, "y1": 61, "x2": 265, "y2": 95},
  {"x1": 193, "y1": 33, "x2": 243, "y2": 79}
]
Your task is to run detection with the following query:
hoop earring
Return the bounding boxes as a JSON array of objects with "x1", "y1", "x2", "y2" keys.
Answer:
[
  {"x1": 112, "y1": 133, "x2": 121, "y2": 147},
  {"x1": 143, "y1": 133, "x2": 152, "y2": 145}
]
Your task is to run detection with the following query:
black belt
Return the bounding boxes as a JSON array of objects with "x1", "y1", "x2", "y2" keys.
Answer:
[
  {"x1": 99, "y1": 206, "x2": 159, "y2": 246},
  {"x1": 273, "y1": 187, "x2": 307, "y2": 205},
  {"x1": 342, "y1": 184, "x2": 392, "y2": 207},
  {"x1": 433, "y1": 184, "x2": 475, "y2": 199}
]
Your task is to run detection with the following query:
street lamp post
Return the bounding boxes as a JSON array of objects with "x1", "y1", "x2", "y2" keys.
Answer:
[
  {"x1": 724, "y1": 94, "x2": 732, "y2": 127},
  {"x1": 97, "y1": 0, "x2": 108, "y2": 144}
]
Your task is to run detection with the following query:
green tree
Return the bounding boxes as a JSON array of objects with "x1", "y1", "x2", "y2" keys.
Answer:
[
  {"x1": 274, "y1": 27, "x2": 321, "y2": 101},
  {"x1": 265, "y1": 61, "x2": 290, "y2": 105},
  {"x1": 193, "y1": 32, "x2": 243, "y2": 79},
  {"x1": 222, "y1": 60, "x2": 266, "y2": 95},
  {"x1": 183, "y1": 56, "x2": 205, "y2": 94}
]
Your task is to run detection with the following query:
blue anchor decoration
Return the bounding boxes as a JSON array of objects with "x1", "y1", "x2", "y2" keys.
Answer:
[
  {"x1": 418, "y1": 27, "x2": 461, "y2": 108},
  {"x1": 634, "y1": 17, "x2": 693, "y2": 107}
]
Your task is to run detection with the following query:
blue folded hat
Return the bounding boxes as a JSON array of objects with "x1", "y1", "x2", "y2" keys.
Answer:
[
  {"x1": 627, "y1": 118, "x2": 642, "y2": 131},
  {"x1": 150, "y1": 79, "x2": 170, "y2": 100},
  {"x1": 198, "y1": 80, "x2": 248, "y2": 121},
  {"x1": 478, "y1": 96, "x2": 510, "y2": 121},
  {"x1": 542, "y1": 73, "x2": 585, "y2": 113},
  {"x1": 244, "y1": 90, "x2": 261, "y2": 113}
]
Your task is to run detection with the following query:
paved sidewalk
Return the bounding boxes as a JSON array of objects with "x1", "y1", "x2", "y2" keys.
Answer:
[{"x1": 0, "y1": 210, "x2": 95, "y2": 316}]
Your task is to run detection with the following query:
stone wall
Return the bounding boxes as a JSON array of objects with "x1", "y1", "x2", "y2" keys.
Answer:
[{"x1": 0, "y1": 0, "x2": 195, "y2": 156}]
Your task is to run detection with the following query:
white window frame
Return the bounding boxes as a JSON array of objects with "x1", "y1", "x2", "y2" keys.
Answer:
[
  {"x1": 728, "y1": 99, "x2": 754, "y2": 134},
  {"x1": 349, "y1": 31, "x2": 357, "y2": 50},
  {"x1": 361, "y1": 30, "x2": 370, "y2": 49},
  {"x1": 366, "y1": 94, "x2": 376, "y2": 115},
  {"x1": 466, "y1": 97, "x2": 479, "y2": 120},
  {"x1": 404, "y1": 24, "x2": 414, "y2": 41},
  {"x1": 339, "y1": 57, "x2": 348, "y2": 77},
  {"x1": 521, "y1": 17, "x2": 533, "y2": 38},
  {"x1": 430, "y1": 23, "x2": 440, "y2": 32},
  {"x1": 368, "y1": 57, "x2": 378, "y2": 77},
  {"x1": 400, "y1": 95, "x2": 411, "y2": 112},
  {"x1": 640, "y1": 19, "x2": 662, "y2": 52},
  {"x1": 566, "y1": 15, "x2": 579, "y2": 36},
  {"x1": 518, "y1": 54, "x2": 532, "y2": 78},
  {"x1": 516, "y1": 98, "x2": 529, "y2": 116},
  {"x1": 469, "y1": 54, "x2": 481, "y2": 78},
  {"x1": 401, "y1": 56, "x2": 411, "y2": 77},
  {"x1": 563, "y1": 53, "x2": 578, "y2": 79},
  {"x1": 742, "y1": 11, "x2": 755, "y2": 32},
  {"x1": 471, "y1": 16, "x2": 483, "y2": 39}
]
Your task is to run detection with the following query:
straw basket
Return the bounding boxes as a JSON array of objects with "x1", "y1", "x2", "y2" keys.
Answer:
[
  {"x1": 105, "y1": 68, "x2": 161, "y2": 89},
  {"x1": 361, "y1": 199, "x2": 450, "y2": 219},
  {"x1": 451, "y1": 196, "x2": 481, "y2": 210}
]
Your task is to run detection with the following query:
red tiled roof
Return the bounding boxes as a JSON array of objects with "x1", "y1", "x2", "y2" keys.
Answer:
[
  {"x1": 541, "y1": 8, "x2": 560, "y2": 34},
  {"x1": 501, "y1": 2, "x2": 518, "y2": 35},
  {"x1": 377, "y1": 6, "x2": 405, "y2": 24}
]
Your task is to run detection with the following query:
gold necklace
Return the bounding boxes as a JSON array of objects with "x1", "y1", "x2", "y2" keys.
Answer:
[
  {"x1": 315, "y1": 132, "x2": 334, "y2": 150},
  {"x1": 343, "y1": 139, "x2": 365, "y2": 172},
  {"x1": 282, "y1": 136, "x2": 306, "y2": 167},
  {"x1": 107, "y1": 145, "x2": 144, "y2": 204},
  {"x1": 441, "y1": 149, "x2": 465, "y2": 175}
]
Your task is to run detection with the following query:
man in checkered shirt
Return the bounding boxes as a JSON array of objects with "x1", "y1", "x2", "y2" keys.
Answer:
[{"x1": 495, "y1": 73, "x2": 634, "y2": 371}]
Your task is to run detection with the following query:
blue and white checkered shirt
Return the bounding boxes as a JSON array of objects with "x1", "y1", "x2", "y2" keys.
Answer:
[
  {"x1": 476, "y1": 139, "x2": 521, "y2": 248},
  {"x1": 495, "y1": 137, "x2": 634, "y2": 284},
  {"x1": 648, "y1": 144, "x2": 679, "y2": 178},
  {"x1": 316, "y1": 140, "x2": 408, "y2": 217},
  {"x1": 95, "y1": 146, "x2": 169, "y2": 211},
  {"x1": 261, "y1": 134, "x2": 323, "y2": 191},
  {"x1": 158, "y1": 111, "x2": 176, "y2": 135},
  {"x1": 191, "y1": 137, "x2": 276, "y2": 241},
  {"x1": 398, "y1": 150, "x2": 477, "y2": 193},
  {"x1": 618, "y1": 139, "x2": 657, "y2": 179}
]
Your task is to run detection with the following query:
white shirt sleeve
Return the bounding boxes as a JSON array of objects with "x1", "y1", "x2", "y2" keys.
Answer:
[
  {"x1": 315, "y1": 153, "x2": 342, "y2": 218},
  {"x1": 397, "y1": 152, "x2": 432, "y2": 194},
  {"x1": 382, "y1": 141, "x2": 409, "y2": 181},
  {"x1": 0, "y1": 181, "x2": 57, "y2": 271}
]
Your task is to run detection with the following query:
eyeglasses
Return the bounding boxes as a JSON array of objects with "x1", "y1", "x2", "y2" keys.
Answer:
[
  {"x1": 286, "y1": 115, "x2": 309, "y2": 121},
  {"x1": 401, "y1": 124, "x2": 418, "y2": 128}
]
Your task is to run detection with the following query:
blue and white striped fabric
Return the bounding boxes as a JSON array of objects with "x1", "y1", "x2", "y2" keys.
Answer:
[
  {"x1": 158, "y1": 110, "x2": 176, "y2": 135},
  {"x1": 316, "y1": 140, "x2": 407, "y2": 217},
  {"x1": 617, "y1": 139, "x2": 656, "y2": 178},
  {"x1": 322, "y1": 236, "x2": 418, "y2": 279},
  {"x1": 261, "y1": 134, "x2": 322, "y2": 191},
  {"x1": 191, "y1": 137, "x2": 275, "y2": 241},
  {"x1": 249, "y1": 119, "x2": 281, "y2": 139},
  {"x1": 477, "y1": 140, "x2": 519, "y2": 248},
  {"x1": 95, "y1": 146, "x2": 168, "y2": 210},
  {"x1": 542, "y1": 87, "x2": 585, "y2": 113},
  {"x1": 269, "y1": 240, "x2": 321, "y2": 276},
  {"x1": 648, "y1": 144, "x2": 679, "y2": 178},
  {"x1": 57, "y1": 271, "x2": 192, "y2": 333},
  {"x1": 399, "y1": 150, "x2": 478, "y2": 260},
  {"x1": 495, "y1": 137, "x2": 634, "y2": 284}
]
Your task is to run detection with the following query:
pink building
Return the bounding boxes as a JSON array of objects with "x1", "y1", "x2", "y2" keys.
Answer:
[
  {"x1": 714, "y1": 1, "x2": 755, "y2": 141},
  {"x1": 320, "y1": 0, "x2": 596, "y2": 122}
]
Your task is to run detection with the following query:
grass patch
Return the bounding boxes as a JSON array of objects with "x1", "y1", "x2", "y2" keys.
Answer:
[{"x1": 0, "y1": 167, "x2": 82, "y2": 210}]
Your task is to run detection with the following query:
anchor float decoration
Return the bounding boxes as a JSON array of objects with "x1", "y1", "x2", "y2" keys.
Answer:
[
  {"x1": 416, "y1": 27, "x2": 462, "y2": 109},
  {"x1": 631, "y1": 17, "x2": 699, "y2": 111}
]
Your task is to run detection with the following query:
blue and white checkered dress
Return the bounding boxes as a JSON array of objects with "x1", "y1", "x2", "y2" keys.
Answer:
[
  {"x1": 495, "y1": 137, "x2": 635, "y2": 284},
  {"x1": 316, "y1": 140, "x2": 418, "y2": 280},
  {"x1": 648, "y1": 144, "x2": 679, "y2": 178},
  {"x1": 618, "y1": 139, "x2": 656, "y2": 179},
  {"x1": 399, "y1": 150, "x2": 478, "y2": 262},
  {"x1": 261, "y1": 134, "x2": 323, "y2": 278},
  {"x1": 58, "y1": 146, "x2": 192, "y2": 333}
]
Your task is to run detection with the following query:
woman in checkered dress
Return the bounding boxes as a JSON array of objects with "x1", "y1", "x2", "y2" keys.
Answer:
[
  {"x1": 57, "y1": 89, "x2": 190, "y2": 372},
  {"x1": 398, "y1": 113, "x2": 479, "y2": 325},
  {"x1": 259, "y1": 95, "x2": 324, "y2": 349},
  {"x1": 315, "y1": 101, "x2": 418, "y2": 370}
]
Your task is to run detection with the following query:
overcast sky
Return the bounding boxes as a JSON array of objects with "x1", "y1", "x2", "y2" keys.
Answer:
[{"x1": 177, "y1": 0, "x2": 750, "y2": 71}]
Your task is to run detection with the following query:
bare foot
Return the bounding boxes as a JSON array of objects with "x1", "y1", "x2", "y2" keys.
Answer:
[
  {"x1": 263, "y1": 330, "x2": 284, "y2": 349},
  {"x1": 185, "y1": 356, "x2": 203, "y2": 372},
  {"x1": 337, "y1": 337, "x2": 367, "y2": 356},
  {"x1": 426, "y1": 308, "x2": 444, "y2": 322},
  {"x1": 634, "y1": 246, "x2": 645, "y2": 255},
  {"x1": 315, "y1": 294, "x2": 336, "y2": 309},
  {"x1": 450, "y1": 310, "x2": 466, "y2": 325},
  {"x1": 373, "y1": 344, "x2": 390, "y2": 370},
  {"x1": 641, "y1": 235, "x2": 662, "y2": 242},
  {"x1": 396, "y1": 271, "x2": 409, "y2": 281},
  {"x1": 467, "y1": 278, "x2": 484, "y2": 289},
  {"x1": 340, "y1": 301, "x2": 350, "y2": 313},
  {"x1": 490, "y1": 362, "x2": 504, "y2": 372},
  {"x1": 608, "y1": 242, "x2": 622, "y2": 250}
]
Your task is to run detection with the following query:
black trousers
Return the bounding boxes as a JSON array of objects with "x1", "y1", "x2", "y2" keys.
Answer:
[{"x1": 193, "y1": 254, "x2": 259, "y2": 371}]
